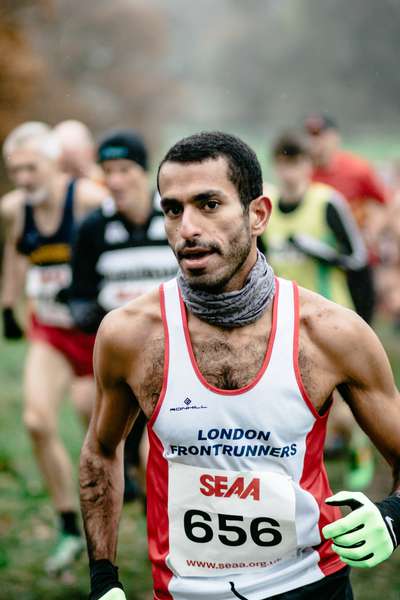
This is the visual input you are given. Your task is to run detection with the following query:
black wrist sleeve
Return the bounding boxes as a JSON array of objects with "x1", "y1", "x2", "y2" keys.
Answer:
[
  {"x1": 89, "y1": 559, "x2": 124, "y2": 600},
  {"x1": 69, "y1": 299, "x2": 106, "y2": 334},
  {"x1": 376, "y1": 494, "x2": 400, "y2": 550},
  {"x1": 2, "y1": 307, "x2": 24, "y2": 339}
]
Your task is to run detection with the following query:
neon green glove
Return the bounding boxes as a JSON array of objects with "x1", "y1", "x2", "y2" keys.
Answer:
[
  {"x1": 322, "y1": 491, "x2": 394, "y2": 568},
  {"x1": 97, "y1": 590, "x2": 126, "y2": 600}
]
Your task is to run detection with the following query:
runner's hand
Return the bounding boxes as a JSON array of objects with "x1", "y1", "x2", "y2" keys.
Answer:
[
  {"x1": 323, "y1": 491, "x2": 395, "y2": 568},
  {"x1": 2, "y1": 308, "x2": 24, "y2": 339}
]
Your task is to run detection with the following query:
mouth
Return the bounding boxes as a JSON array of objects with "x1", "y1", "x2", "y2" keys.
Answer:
[{"x1": 179, "y1": 248, "x2": 216, "y2": 269}]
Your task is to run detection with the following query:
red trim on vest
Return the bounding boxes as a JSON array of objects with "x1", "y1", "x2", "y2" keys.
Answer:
[
  {"x1": 177, "y1": 277, "x2": 280, "y2": 396},
  {"x1": 148, "y1": 285, "x2": 170, "y2": 428},
  {"x1": 299, "y1": 394, "x2": 344, "y2": 576},
  {"x1": 147, "y1": 426, "x2": 174, "y2": 599},
  {"x1": 147, "y1": 284, "x2": 174, "y2": 598},
  {"x1": 294, "y1": 280, "x2": 343, "y2": 575}
]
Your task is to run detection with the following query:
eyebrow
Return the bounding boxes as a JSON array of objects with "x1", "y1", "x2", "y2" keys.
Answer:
[{"x1": 160, "y1": 189, "x2": 226, "y2": 207}]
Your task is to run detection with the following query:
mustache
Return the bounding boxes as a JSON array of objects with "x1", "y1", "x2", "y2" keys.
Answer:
[{"x1": 176, "y1": 240, "x2": 222, "y2": 259}]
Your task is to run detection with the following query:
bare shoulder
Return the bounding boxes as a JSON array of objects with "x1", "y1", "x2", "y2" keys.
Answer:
[
  {"x1": 0, "y1": 190, "x2": 25, "y2": 239},
  {"x1": 0, "y1": 189, "x2": 24, "y2": 222},
  {"x1": 95, "y1": 288, "x2": 163, "y2": 373},
  {"x1": 298, "y1": 285, "x2": 388, "y2": 382},
  {"x1": 75, "y1": 177, "x2": 108, "y2": 214}
]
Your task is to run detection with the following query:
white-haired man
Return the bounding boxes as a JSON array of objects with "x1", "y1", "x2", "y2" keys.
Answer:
[{"x1": 1, "y1": 121, "x2": 107, "y2": 573}]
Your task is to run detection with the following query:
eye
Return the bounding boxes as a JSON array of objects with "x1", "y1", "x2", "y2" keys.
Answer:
[
  {"x1": 204, "y1": 200, "x2": 219, "y2": 211},
  {"x1": 163, "y1": 203, "x2": 182, "y2": 217}
]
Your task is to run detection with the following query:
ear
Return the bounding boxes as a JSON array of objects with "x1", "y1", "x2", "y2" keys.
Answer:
[{"x1": 249, "y1": 195, "x2": 272, "y2": 236}]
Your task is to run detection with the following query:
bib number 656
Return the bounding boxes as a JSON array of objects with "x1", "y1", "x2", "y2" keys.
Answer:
[{"x1": 183, "y1": 510, "x2": 282, "y2": 547}]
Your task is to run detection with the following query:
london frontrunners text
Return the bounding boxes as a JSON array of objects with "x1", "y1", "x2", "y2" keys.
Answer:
[{"x1": 169, "y1": 443, "x2": 297, "y2": 458}]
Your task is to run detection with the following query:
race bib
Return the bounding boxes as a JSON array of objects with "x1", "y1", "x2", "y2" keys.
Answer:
[
  {"x1": 26, "y1": 264, "x2": 73, "y2": 327},
  {"x1": 98, "y1": 281, "x2": 156, "y2": 311},
  {"x1": 167, "y1": 463, "x2": 297, "y2": 577}
]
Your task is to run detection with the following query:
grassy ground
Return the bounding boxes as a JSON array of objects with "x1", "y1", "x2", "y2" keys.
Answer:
[{"x1": 0, "y1": 324, "x2": 400, "y2": 599}]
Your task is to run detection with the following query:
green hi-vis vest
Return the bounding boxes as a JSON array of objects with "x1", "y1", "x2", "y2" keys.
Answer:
[{"x1": 263, "y1": 182, "x2": 354, "y2": 308}]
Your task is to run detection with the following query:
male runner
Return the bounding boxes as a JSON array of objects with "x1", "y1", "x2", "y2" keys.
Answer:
[
  {"x1": 69, "y1": 129, "x2": 177, "y2": 499},
  {"x1": 264, "y1": 132, "x2": 374, "y2": 490},
  {"x1": 304, "y1": 113, "x2": 387, "y2": 324},
  {"x1": 1, "y1": 122, "x2": 107, "y2": 573},
  {"x1": 80, "y1": 132, "x2": 400, "y2": 600},
  {"x1": 264, "y1": 132, "x2": 367, "y2": 309}
]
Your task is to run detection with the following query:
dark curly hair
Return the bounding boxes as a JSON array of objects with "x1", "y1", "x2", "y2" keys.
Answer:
[{"x1": 157, "y1": 131, "x2": 263, "y2": 210}]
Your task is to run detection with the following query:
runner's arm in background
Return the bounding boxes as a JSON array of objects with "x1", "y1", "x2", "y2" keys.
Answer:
[
  {"x1": 80, "y1": 312, "x2": 139, "y2": 598},
  {"x1": 1, "y1": 198, "x2": 26, "y2": 338},
  {"x1": 322, "y1": 311, "x2": 400, "y2": 566},
  {"x1": 290, "y1": 192, "x2": 375, "y2": 321},
  {"x1": 289, "y1": 192, "x2": 367, "y2": 270},
  {"x1": 68, "y1": 212, "x2": 106, "y2": 333}
]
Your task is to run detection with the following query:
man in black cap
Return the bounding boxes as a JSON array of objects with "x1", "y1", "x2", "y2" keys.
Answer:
[{"x1": 68, "y1": 129, "x2": 178, "y2": 499}]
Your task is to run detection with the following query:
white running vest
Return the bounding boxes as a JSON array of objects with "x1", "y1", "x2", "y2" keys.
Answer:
[{"x1": 147, "y1": 277, "x2": 343, "y2": 600}]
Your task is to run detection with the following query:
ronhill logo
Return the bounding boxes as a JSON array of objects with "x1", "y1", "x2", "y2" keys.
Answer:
[{"x1": 170, "y1": 397, "x2": 207, "y2": 412}]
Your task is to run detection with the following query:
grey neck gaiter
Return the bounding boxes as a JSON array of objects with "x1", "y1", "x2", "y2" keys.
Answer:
[{"x1": 177, "y1": 250, "x2": 276, "y2": 328}]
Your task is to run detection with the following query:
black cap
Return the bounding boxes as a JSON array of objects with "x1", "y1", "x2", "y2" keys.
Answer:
[
  {"x1": 304, "y1": 114, "x2": 338, "y2": 135},
  {"x1": 97, "y1": 129, "x2": 148, "y2": 170}
]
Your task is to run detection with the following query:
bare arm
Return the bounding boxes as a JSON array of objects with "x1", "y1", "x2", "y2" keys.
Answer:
[
  {"x1": 318, "y1": 309, "x2": 400, "y2": 567},
  {"x1": 0, "y1": 196, "x2": 26, "y2": 308},
  {"x1": 1, "y1": 237, "x2": 27, "y2": 308},
  {"x1": 333, "y1": 313, "x2": 400, "y2": 493},
  {"x1": 80, "y1": 312, "x2": 140, "y2": 562}
]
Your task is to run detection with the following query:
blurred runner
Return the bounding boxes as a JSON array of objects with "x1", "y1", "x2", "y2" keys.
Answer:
[
  {"x1": 264, "y1": 131, "x2": 374, "y2": 490},
  {"x1": 264, "y1": 132, "x2": 367, "y2": 308},
  {"x1": 373, "y1": 159, "x2": 400, "y2": 329},
  {"x1": 68, "y1": 129, "x2": 177, "y2": 501},
  {"x1": 0, "y1": 122, "x2": 107, "y2": 574},
  {"x1": 304, "y1": 113, "x2": 388, "y2": 324},
  {"x1": 53, "y1": 119, "x2": 104, "y2": 183}
]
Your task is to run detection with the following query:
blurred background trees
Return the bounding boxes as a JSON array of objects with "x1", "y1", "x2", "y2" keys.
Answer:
[{"x1": 1, "y1": 0, "x2": 400, "y2": 159}]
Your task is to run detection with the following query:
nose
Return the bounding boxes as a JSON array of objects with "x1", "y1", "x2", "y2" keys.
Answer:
[
  {"x1": 107, "y1": 173, "x2": 125, "y2": 192},
  {"x1": 179, "y1": 205, "x2": 202, "y2": 240}
]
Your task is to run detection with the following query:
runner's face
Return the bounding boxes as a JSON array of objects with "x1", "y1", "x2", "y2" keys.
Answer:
[
  {"x1": 5, "y1": 147, "x2": 55, "y2": 202},
  {"x1": 159, "y1": 157, "x2": 262, "y2": 292},
  {"x1": 274, "y1": 156, "x2": 312, "y2": 196},
  {"x1": 307, "y1": 129, "x2": 338, "y2": 164},
  {"x1": 102, "y1": 159, "x2": 147, "y2": 213}
]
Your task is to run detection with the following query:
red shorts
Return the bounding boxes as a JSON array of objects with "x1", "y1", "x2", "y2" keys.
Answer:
[{"x1": 28, "y1": 314, "x2": 96, "y2": 377}]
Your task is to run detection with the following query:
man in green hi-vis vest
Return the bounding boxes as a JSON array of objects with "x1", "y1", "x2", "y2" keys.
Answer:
[{"x1": 263, "y1": 130, "x2": 374, "y2": 492}]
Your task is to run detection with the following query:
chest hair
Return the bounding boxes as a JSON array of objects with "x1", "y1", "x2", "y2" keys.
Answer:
[
  {"x1": 193, "y1": 336, "x2": 268, "y2": 390},
  {"x1": 137, "y1": 328, "x2": 333, "y2": 416},
  {"x1": 137, "y1": 333, "x2": 268, "y2": 417}
]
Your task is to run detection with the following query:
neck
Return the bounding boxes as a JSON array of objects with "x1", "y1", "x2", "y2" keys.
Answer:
[
  {"x1": 221, "y1": 246, "x2": 258, "y2": 293},
  {"x1": 178, "y1": 250, "x2": 276, "y2": 329}
]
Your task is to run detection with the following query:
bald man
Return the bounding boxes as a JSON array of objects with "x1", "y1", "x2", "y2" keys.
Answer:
[{"x1": 53, "y1": 120, "x2": 103, "y2": 182}]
